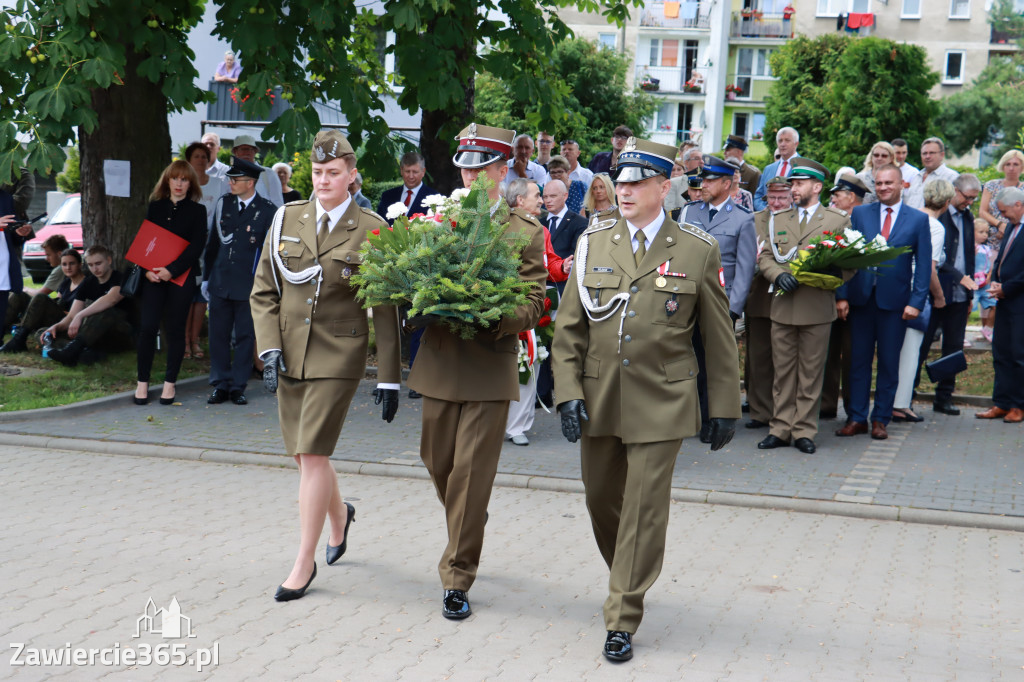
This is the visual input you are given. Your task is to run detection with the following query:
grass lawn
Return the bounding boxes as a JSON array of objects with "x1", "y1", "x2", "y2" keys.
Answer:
[{"x1": 0, "y1": 343, "x2": 211, "y2": 412}]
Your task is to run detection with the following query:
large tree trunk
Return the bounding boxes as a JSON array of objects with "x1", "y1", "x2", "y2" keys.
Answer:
[{"x1": 80, "y1": 48, "x2": 172, "y2": 269}]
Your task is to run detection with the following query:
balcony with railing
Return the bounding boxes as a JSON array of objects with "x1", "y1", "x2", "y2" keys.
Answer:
[
  {"x1": 991, "y1": 24, "x2": 1022, "y2": 49},
  {"x1": 639, "y1": 1, "x2": 712, "y2": 30},
  {"x1": 726, "y1": 78, "x2": 774, "y2": 102},
  {"x1": 730, "y1": 11, "x2": 794, "y2": 39},
  {"x1": 635, "y1": 65, "x2": 705, "y2": 94}
]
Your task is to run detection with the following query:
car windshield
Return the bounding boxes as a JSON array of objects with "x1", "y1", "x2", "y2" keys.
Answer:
[{"x1": 49, "y1": 196, "x2": 81, "y2": 225}]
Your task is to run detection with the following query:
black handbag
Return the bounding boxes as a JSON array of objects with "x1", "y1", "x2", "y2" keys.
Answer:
[
  {"x1": 121, "y1": 264, "x2": 142, "y2": 298},
  {"x1": 925, "y1": 350, "x2": 968, "y2": 384}
]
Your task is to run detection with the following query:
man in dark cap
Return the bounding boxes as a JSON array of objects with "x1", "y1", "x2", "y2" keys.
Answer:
[
  {"x1": 406, "y1": 123, "x2": 547, "y2": 621},
  {"x1": 723, "y1": 134, "x2": 761, "y2": 195},
  {"x1": 758, "y1": 158, "x2": 852, "y2": 453},
  {"x1": 231, "y1": 134, "x2": 284, "y2": 206},
  {"x1": 676, "y1": 154, "x2": 756, "y2": 441},
  {"x1": 203, "y1": 157, "x2": 277, "y2": 406},
  {"x1": 829, "y1": 174, "x2": 869, "y2": 215},
  {"x1": 251, "y1": 129, "x2": 403, "y2": 602},
  {"x1": 554, "y1": 137, "x2": 739, "y2": 663}
]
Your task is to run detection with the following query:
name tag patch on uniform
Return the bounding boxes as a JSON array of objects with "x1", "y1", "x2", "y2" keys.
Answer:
[
  {"x1": 719, "y1": 268, "x2": 726, "y2": 287},
  {"x1": 592, "y1": 266, "x2": 614, "y2": 273},
  {"x1": 281, "y1": 235, "x2": 301, "y2": 242}
]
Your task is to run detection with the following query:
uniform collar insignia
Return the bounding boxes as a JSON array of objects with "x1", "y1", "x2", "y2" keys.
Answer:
[{"x1": 624, "y1": 137, "x2": 637, "y2": 152}]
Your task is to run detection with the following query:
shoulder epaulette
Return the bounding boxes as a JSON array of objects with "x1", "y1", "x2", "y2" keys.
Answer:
[
  {"x1": 684, "y1": 199, "x2": 701, "y2": 206},
  {"x1": 733, "y1": 204, "x2": 752, "y2": 214},
  {"x1": 679, "y1": 221, "x2": 715, "y2": 246},
  {"x1": 359, "y1": 207, "x2": 386, "y2": 222},
  {"x1": 825, "y1": 205, "x2": 849, "y2": 217},
  {"x1": 284, "y1": 199, "x2": 308, "y2": 207},
  {"x1": 584, "y1": 217, "x2": 617, "y2": 235}
]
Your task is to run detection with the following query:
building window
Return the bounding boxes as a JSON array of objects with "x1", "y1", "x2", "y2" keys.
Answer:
[
  {"x1": 943, "y1": 50, "x2": 965, "y2": 84},
  {"x1": 733, "y1": 113, "x2": 749, "y2": 139},
  {"x1": 735, "y1": 47, "x2": 774, "y2": 99},
  {"x1": 949, "y1": 0, "x2": 970, "y2": 18},
  {"x1": 651, "y1": 101, "x2": 676, "y2": 133},
  {"x1": 816, "y1": 0, "x2": 869, "y2": 15},
  {"x1": 598, "y1": 33, "x2": 617, "y2": 50},
  {"x1": 649, "y1": 39, "x2": 680, "y2": 67},
  {"x1": 901, "y1": 0, "x2": 921, "y2": 18}
]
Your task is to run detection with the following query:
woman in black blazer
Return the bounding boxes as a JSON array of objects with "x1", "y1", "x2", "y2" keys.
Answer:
[{"x1": 134, "y1": 160, "x2": 208, "y2": 405}]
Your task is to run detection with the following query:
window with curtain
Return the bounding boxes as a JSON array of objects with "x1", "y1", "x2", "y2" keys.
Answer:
[
  {"x1": 649, "y1": 39, "x2": 680, "y2": 67},
  {"x1": 901, "y1": 0, "x2": 921, "y2": 17},
  {"x1": 949, "y1": 0, "x2": 970, "y2": 18}
]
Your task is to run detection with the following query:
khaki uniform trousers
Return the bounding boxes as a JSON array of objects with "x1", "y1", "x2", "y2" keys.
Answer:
[
  {"x1": 420, "y1": 396, "x2": 509, "y2": 592},
  {"x1": 580, "y1": 434, "x2": 683, "y2": 634},
  {"x1": 744, "y1": 316, "x2": 775, "y2": 424},
  {"x1": 769, "y1": 320, "x2": 831, "y2": 441},
  {"x1": 820, "y1": 318, "x2": 852, "y2": 416}
]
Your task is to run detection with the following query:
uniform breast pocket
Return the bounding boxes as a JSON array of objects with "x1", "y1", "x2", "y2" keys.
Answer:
[
  {"x1": 333, "y1": 318, "x2": 368, "y2": 337},
  {"x1": 582, "y1": 272, "x2": 622, "y2": 304},
  {"x1": 278, "y1": 238, "x2": 307, "y2": 266},
  {"x1": 650, "y1": 277, "x2": 697, "y2": 327},
  {"x1": 329, "y1": 249, "x2": 362, "y2": 285}
]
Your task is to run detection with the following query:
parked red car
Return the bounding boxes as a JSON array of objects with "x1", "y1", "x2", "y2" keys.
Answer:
[{"x1": 23, "y1": 194, "x2": 84, "y2": 283}]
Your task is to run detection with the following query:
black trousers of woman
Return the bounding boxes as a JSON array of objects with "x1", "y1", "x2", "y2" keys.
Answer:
[{"x1": 137, "y1": 276, "x2": 196, "y2": 383}]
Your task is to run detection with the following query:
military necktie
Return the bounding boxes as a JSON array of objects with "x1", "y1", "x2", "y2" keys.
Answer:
[
  {"x1": 317, "y1": 213, "x2": 330, "y2": 251},
  {"x1": 635, "y1": 230, "x2": 646, "y2": 267},
  {"x1": 709, "y1": 208, "x2": 718, "y2": 222},
  {"x1": 799, "y1": 210, "x2": 809, "y2": 230}
]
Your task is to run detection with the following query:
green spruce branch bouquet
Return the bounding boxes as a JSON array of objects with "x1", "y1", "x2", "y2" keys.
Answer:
[{"x1": 351, "y1": 175, "x2": 534, "y2": 339}]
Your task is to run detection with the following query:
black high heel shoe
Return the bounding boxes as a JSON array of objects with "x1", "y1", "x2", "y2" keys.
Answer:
[
  {"x1": 274, "y1": 563, "x2": 316, "y2": 602},
  {"x1": 133, "y1": 396, "x2": 149, "y2": 405},
  {"x1": 159, "y1": 395, "x2": 175, "y2": 405},
  {"x1": 326, "y1": 502, "x2": 356, "y2": 565}
]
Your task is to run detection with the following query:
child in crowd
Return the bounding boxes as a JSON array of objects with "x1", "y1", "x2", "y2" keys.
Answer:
[{"x1": 974, "y1": 218, "x2": 996, "y2": 343}]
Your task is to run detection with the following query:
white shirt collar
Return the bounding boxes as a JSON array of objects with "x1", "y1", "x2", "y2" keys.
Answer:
[
  {"x1": 799, "y1": 202, "x2": 820, "y2": 222},
  {"x1": 315, "y1": 195, "x2": 353, "y2": 232},
  {"x1": 626, "y1": 210, "x2": 666, "y2": 251},
  {"x1": 881, "y1": 200, "x2": 902, "y2": 225},
  {"x1": 402, "y1": 183, "x2": 422, "y2": 200},
  {"x1": 710, "y1": 199, "x2": 730, "y2": 213},
  {"x1": 551, "y1": 205, "x2": 569, "y2": 222},
  {"x1": 237, "y1": 193, "x2": 255, "y2": 211}
]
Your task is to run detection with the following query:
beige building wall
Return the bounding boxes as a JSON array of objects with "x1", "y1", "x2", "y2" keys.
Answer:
[{"x1": 793, "y1": 0, "x2": 993, "y2": 98}]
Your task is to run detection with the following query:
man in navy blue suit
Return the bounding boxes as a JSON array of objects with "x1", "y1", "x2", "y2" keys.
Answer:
[
  {"x1": 377, "y1": 151, "x2": 438, "y2": 225},
  {"x1": 976, "y1": 188, "x2": 1024, "y2": 423},
  {"x1": 753, "y1": 127, "x2": 799, "y2": 211},
  {"x1": 835, "y1": 165, "x2": 932, "y2": 440},
  {"x1": 0, "y1": 188, "x2": 34, "y2": 345}
]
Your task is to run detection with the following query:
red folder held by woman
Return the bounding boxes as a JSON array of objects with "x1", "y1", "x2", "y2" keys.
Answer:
[{"x1": 126, "y1": 219, "x2": 191, "y2": 286}]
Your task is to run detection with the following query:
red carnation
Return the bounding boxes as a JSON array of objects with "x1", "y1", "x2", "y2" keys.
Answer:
[
  {"x1": 371, "y1": 229, "x2": 380, "y2": 236},
  {"x1": 544, "y1": 297, "x2": 552, "y2": 311},
  {"x1": 537, "y1": 315, "x2": 552, "y2": 327},
  {"x1": 410, "y1": 213, "x2": 426, "y2": 220}
]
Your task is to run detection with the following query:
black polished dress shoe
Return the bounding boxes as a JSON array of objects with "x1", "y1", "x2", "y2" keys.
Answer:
[
  {"x1": 274, "y1": 563, "x2": 316, "y2": 602},
  {"x1": 603, "y1": 631, "x2": 633, "y2": 662},
  {"x1": 230, "y1": 390, "x2": 247, "y2": 405},
  {"x1": 207, "y1": 389, "x2": 229, "y2": 405},
  {"x1": 442, "y1": 589, "x2": 472, "y2": 619},
  {"x1": 933, "y1": 401, "x2": 960, "y2": 416},
  {"x1": 699, "y1": 423, "x2": 712, "y2": 444},
  {"x1": 326, "y1": 502, "x2": 356, "y2": 565},
  {"x1": 757, "y1": 434, "x2": 790, "y2": 449},
  {"x1": 794, "y1": 437, "x2": 816, "y2": 454},
  {"x1": 408, "y1": 389, "x2": 422, "y2": 399},
  {"x1": 744, "y1": 419, "x2": 768, "y2": 429}
]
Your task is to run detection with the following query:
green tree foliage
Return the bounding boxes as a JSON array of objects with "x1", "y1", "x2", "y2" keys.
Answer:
[
  {"x1": 474, "y1": 38, "x2": 658, "y2": 163},
  {"x1": 935, "y1": 57, "x2": 1024, "y2": 157},
  {"x1": 56, "y1": 146, "x2": 80, "y2": 194},
  {"x1": 765, "y1": 35, "x2": 938, "y2": 172}
]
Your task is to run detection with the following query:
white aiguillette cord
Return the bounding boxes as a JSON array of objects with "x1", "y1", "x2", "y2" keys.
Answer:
[
  {"x1": 268, "y1": 206, "x2": 323, "y2": 308},
  {"x1": 574, "y1": 232, "x2": 631, "y2": 353},
  {"x1": 767, "y1": 210, "x2": 800, "y2": 293}
]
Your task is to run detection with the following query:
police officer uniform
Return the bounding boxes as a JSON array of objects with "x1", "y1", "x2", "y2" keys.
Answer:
[
  {"x1": 745, "y1": 176, "x2": 791, "y2": 427},
  {"x1": 757, "y1": 158, "x2": 851, "y2": 452},
  {"x1": 250, "y1": 131, "x2": 402, "y2": 457},
  {"x1": 406, "y1": 124, "x2": 547, "y2": 619},
  {"x1": 205, "y1": 158, "x2": 277, "y2": 403},
  {"x1": 552, "y1": 138, "x2": 740, "y2": 661},
  {"x1": 677, "y1": 155, "x2": 756, "y2": 438}
]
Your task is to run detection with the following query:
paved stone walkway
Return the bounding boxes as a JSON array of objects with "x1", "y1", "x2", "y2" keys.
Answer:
[
  {"x1": 2, "y1": 444, "x2": 1022, "y2": 680},
  {"x1": 0, "y1": 379, "x2": 1021, "y2": 523}
]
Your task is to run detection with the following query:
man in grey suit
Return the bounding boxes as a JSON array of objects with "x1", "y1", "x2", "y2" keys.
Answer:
[{"x1": 677, "y1": 154, "x2": 756, "y2": 440}]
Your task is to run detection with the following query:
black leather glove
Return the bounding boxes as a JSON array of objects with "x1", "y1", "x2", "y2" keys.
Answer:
[
  {"x1": 707, "y1": 418, "x2": 736, "y2": 451},
  {"x1": 262, "y1": 350, "x2": 286, "y2": 393},
  {"x1": 373, "y1": 388, "x2": 399, "y2": 423},
  {"x1": 406, "y1": 313, "x2": 444, "y2": 330},
  {"x1": 558, "y1": 400, "x2": 589, "y2": 443},
  {"x1": 729, "y1": 310, "x2": 740, "y2": 322},
  {"x1": 775, "y1": 273, "x2": 800, "y2": 293}
]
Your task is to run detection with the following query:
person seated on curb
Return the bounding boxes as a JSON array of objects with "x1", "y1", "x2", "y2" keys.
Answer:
[
  {"x1": 4, "y1": 234, "x2": 70, "y2": 332},
  {"x1": 1, "y1": 248, "x2": 86, "y2": 353},
  {"x1": 41, "y1": 245, "x2": 135, "y2": 366}
]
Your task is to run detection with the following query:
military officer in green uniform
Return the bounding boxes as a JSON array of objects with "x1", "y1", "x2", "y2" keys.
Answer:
[
  {"x1": 756, "y1": 158, "x2": 852, "y2": 454},
  {"x1": 553, "y1": 138, "x2": 740, "y2": 662},
  {"x1": 251, "y1": 130, "x2": 403, "y2": 602},
  {"x1": 406, "y1": 123, "x2": 547, "y2": 620}
]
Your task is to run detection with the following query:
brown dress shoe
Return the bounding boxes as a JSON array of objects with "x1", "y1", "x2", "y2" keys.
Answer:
[
  {"x1": 835, "y1": 421, "x2": 868, "y2": 437},
  {"x1": 976, "y1": 406, "x2": 1009, "y2": 419},
  {"x1": 870, "y1": 421, "x2": 888, "y2": 440},
  {"x1": 1003, "y1": 408, "x2": 1024, "y2": 423}
]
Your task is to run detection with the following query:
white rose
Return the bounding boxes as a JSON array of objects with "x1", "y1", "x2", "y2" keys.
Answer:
[
  {"x1": 872, "y1": 234, "x2": 888, "y2": 248},
  {"x1": 386, "y1": 202, "x2": 409, "y2": 221},
  {"x1": 423, "y1": 193, "x2": 447, "y2": 208},
  {"x1": 450, "y1": 188, "x2": 471, "y2": 201},
  {"x1": 843, "y1": 228, "x2": 863, "y2": 244}
]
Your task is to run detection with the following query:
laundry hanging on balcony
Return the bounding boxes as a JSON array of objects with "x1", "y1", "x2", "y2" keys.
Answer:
[
  {"x1": 664, "y1": 1, "x2": 679, "y2": 18},
  {"x1": 846, "y1": 13, "x2": 874, "y2": 28},
  {"x1": 681, "y1": 2, "x2": 699, "y2": 20}
]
